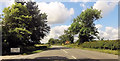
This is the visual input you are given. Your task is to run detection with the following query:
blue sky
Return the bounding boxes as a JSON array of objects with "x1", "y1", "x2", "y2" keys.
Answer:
[{"x1": 0, "y1": 0, "x2": 118, "y2": 43}]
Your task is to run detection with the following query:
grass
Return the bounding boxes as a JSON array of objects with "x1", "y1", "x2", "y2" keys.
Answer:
[
  {"x1": 23, "y1": 49, "x2": 46, "y2": 55},
  {"x1": 81, "y1": 48, "x2": 118, "y2": 55},
  {"x1": 35, "y1": 44, "x2": 50, "y2": 47},
  {"x1": 64, "y1": 44, "x2": 118, "y2": 55},
  {"x1": 23, "y1": 44, "x2": 51, "y2": 55},
  {"x1": 33, "y1": 50, "x2": 43, "y2": 53}
]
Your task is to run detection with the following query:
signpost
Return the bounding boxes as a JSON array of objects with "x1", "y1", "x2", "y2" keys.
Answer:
[{"x1": 11, "y1": 48, "x2": 20, "y2": 53}]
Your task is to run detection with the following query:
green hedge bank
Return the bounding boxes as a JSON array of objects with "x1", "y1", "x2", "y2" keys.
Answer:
[{"x1": 81, "y1": 40, "x2": 119, "y2": 50}]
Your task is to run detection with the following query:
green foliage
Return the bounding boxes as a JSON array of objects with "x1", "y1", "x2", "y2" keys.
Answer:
[
  {"x1": 81, "y1": 40, "x2": 119, "y2": 50},
  {"x1": 64, "y1": 30, "x2": 74, "y2": 43},
  {"x1": 59, "y1": 34, "x2": 68, "y2": 44},
  {"x1": 2, "y1": 2, "x2": 50, "y2": 55},
  {"x1": 11, "y1": 28, "x2": 32, "y2": 34},
  {"x1": 48, "y1": 38, "x2": 55, "y2": 45},
  {"x1": 48, "y1": 38, "x2": 61, "y2": 45},
  {"x1": 58, "y1": 30, "x2": 74, "y2": 44},
  {"x1": 2, "y1": 3, "x2": 32, "y2": 48},
  {"x1": 26, "y1": 2, "x2": 50, "y2": 43},
  {"x1": 68, "y1": 7, "x2": 102, "y2": 45}
]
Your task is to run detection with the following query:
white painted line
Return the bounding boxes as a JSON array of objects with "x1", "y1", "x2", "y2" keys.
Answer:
[
  {"x1": 0, "y1": 56, "x2": 2, "y2": 61},
  {"x1": 72, "y1": 56, "x2": 77, "y2": 59},
  {"x1": 62, "y1": 49, "x2": 68, "y2": 53}
]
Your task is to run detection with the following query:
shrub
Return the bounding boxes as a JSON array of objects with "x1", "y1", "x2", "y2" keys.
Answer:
[{"x1": 81, "y1": 40, "x2": 118, "y2": 50}]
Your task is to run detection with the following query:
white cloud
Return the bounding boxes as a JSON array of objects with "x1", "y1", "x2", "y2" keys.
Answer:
[
  {"x1": 95, "y1": 24, "x2": 103, "y2": 29},
  {"x1": 37, "y1": 2, "x2": 74, "y2": 24},
  {"x1": 93, "y1": 1, "x2": 117, "y2": 16},
  {"x1": 96, "y1": 25, "x2": 118, "y2": 40},
  {"x1": 41, "y1": 25, "x2": 79, "y2": 43},
  {"x1": 72, "y1": 0, "x2": 118, "y2": 17},
  {"x1": 0, "y1": 0, "x2": 34, "y2": 9},
  {"x1": 80, "y1": 3, "x2": 85, "y2": 7},
  {"x1": 73, "y1": 25, "x2": 118, "y2": 41},
  {"x1": 80, "y1": 3, "x2": 90, "y2": 11},
  {"x1": 80, "y1": 3, "x2": 86, "y2": 11},
  {"x1": 0, "y1": 0, "x2": 9, "y2": 2},
  {"x1": 9, "y1": 0, "x2": 15, "y2": 6},
  {"x1": 74, "y1": 34, "x2": 79, "y2": 42},
  {"x1": 41, "y1": 24, "x2": 118, "y2": 43},
  {"x1": 41, "y1": 25, "x2": 70, "y2": 43},
  {"x1": 70, "y1": 0, "x2": 79, "y2": 2}
]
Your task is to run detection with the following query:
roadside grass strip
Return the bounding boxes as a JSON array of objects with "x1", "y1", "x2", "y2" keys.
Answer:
[{"x1": 64, "y1": 44, "x2": 118, "y2": 55}]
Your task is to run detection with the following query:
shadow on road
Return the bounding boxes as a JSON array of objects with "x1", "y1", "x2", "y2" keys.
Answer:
[{"x1": 48, "y1": 46, "x2": 70, "y2": 50}]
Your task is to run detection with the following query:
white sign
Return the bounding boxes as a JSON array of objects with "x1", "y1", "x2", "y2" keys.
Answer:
[{"x1": 11, "y1": 48, "x2": 20, "y2": 53}]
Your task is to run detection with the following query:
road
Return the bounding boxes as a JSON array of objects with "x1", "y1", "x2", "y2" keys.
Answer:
[{"x1": 1, "y1": 46, "x2": 118, "y2": 61}]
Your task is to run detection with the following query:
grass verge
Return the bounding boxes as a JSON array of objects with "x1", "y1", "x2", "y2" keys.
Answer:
[
  {"x1": 23, "y1": 44, "x2": 51, "y2": 55},
  {"x1": 64, "y1": 44, "x2": 118, "y2": 55},
  {"x1": 23, "y1": 48, "x2": 47, "y2": 55}
]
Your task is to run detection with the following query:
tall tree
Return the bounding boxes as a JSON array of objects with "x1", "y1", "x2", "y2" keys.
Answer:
[
  {"x1": 2, "y1": 3, "x2": 32, "y2": 47},
  {"x1": 68, "y1": 7, "x2": 102, "y2": 45},
  {"x1": 25, "y1": 2, "x2": 50, "y2": 44}
]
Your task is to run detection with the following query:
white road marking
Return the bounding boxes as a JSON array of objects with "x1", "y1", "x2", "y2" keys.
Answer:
[
  {"x1": 61, "y1": 49, "x2": 68, "y2": 53},
  {"x1": 0, "y1": 56, "x2": 2, "y2": 60},
  {"x1": 72, "y1": 56, "x2": 77, "y2": 59}
]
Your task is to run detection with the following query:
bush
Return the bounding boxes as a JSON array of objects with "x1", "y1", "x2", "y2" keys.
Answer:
[
  {"x1": 81, "y1": 40, "x2": 118, "y2": 50},
  {"x1": 2, "y1": 42, "x2": 10, "y2": 55}
]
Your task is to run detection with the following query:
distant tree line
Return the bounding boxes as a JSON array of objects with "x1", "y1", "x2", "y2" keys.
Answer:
[{"x1": 48, "y1": 38, "x2": 61, "y2": 45}]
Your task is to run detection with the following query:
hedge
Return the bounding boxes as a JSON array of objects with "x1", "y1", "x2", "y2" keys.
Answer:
[{"x1": 81, "y1": 40, "x2": 119, "y2": 50}]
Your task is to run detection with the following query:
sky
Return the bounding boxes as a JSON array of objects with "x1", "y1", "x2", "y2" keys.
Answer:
[{"x1": 0, "y1": 0, "x2": 119, "y2": 43}]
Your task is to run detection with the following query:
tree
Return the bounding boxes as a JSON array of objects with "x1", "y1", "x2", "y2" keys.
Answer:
[
  {"x1": 48, "y1": 38, "x2": 55, "y2": 45},
  {"x1": 64, "y1": 30, "x2": 74, "y2": 43},
  {"x1": 59, "y1": 34, "x2": 67, "y2": 44},
  {"x1": 58, "y1": 33, "x2": 74, "y2": 44},
  {"x1": 25, "y1": 2, "x2": 50, "y2": 44},
  {"x1": 2, "y1": 3, "x2": 32, "y2": 47},
  {"x1": 2, "y1": 2, "x2": 50, "y2": 48},
  {"x1": 48, "y1": 38, "x2": 61, "y2": 45},
  {"x1": 68, "y1": 7, "x2": 102, "y2": 45}
]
